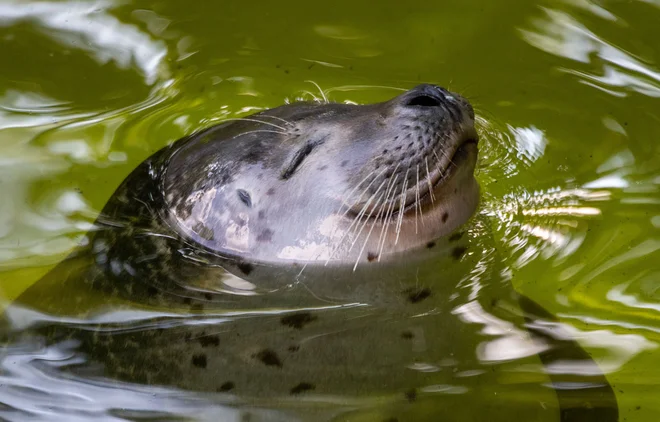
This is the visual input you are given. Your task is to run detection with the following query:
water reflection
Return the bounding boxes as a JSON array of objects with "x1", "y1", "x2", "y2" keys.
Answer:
[
  {"x1": 0, "y1": 0, "x2": 179, "y2": 271},
  {"x1": 0, "y1": 0, "x2": 169, "y2": 85},
  {"x1": 0, "y1": 341, "x2": 258, "y2": 421},
  {"x1": 519, "y1": 2, "x2": 660, "y2": 97}
]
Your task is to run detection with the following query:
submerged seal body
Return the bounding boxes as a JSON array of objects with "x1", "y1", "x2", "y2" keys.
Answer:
[{"x1": 3, "y1": 85, "x2": 617, "y2": 421}]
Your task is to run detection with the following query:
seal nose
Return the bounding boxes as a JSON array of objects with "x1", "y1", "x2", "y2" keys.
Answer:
[
  {"x1": 404, "y1": 84, "x2": 450, "y2": 108},
  {"x1": 406, "y1": 94, "x2": 442, "y2": 107}
]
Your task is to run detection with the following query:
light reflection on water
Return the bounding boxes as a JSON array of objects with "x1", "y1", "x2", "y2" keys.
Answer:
[
  {"x1": 519, "y1": 2, "x2": 660, "y2": 97},
  {"x1": 0, "y1": 0, "x2": 659, "y2": 420}
]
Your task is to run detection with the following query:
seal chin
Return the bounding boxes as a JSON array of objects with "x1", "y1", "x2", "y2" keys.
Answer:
[{"x1": 432, "y1": 137, "x2": 479, "y2": 194}]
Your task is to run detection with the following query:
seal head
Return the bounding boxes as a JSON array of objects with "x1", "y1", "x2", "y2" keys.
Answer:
[{"x1": 163, "y1": 84, "x2": 479, "y2": 269}]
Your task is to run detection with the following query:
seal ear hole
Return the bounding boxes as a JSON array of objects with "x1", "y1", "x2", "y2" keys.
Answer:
[{"x1": 407, "y1": 95, "x2": 441, "y2": 107}]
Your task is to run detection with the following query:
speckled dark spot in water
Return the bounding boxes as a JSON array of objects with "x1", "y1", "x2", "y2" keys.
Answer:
[
  {"x1": 199, "y1": 335, "x2": 220, "y2": 347},
  {"x1": 367, "y1": 252, "x2": 378, "y2": 262},
  {"x1": 426, "y1": 241, "x2": 435, "y2": 249},
  {"x1": 403, "y1": 287, "x2": 431, "y2": 304},
  {"x1": 191, "y1": 354, "x2": 207, "y2": 368},
  {"x1": 204, "y1": 293, "x2": 213, "y2": 300},
  {"x1": 254, "y1": 349, "x2": 283, "y2": 368},
  {"x1": 281, "y1": 312, "x2": 317, "y2": 329},
  {"x1": 401, "y1": 330, "x2": 414, "y2": 339},
  {"x1": 257, "y1": 229, "x2": 273, "y2": 242},
  {"x1": 237, "y1": 262, "x2": 254, "y2": 275},
  {"x1": 147, "y1": 286, "x2": 158, "y2": 296},
  {"x1": 404, "y1": 388, "x2": 417, "y2": 402},
  {"x1": 341, "y1": 160, "x2": 348, "y2": 167},
  {"x1": 258, "y1": 210, "x2": 266, "y2": 219},
  {"x1": 182, "y1": 297, "x2": 192, "y2": 305},
  {"x1": 449, "y1": 232, "x2": 464, "y2": 242},
  {"x1": 266, "y1": 188, "x2": 276, "y2": 195},
  {"x1": 452, "y1": 246, "x2": 468, "y2": 260},
  {"x1": 383, "y1": 418, "x2": 399, "y2": 422},
  {"x1": 288, "y1": 345, "x2": 300, "y2": 352},
  {"x1": 218, "y1": 381, "x2": 235, "y2": 392},
  {"x1": 290, "y1": 382, "x2": 315, "y2": 395},
  {"x1": 441, "y1": 212, "x2": 449, "y2": 223}
]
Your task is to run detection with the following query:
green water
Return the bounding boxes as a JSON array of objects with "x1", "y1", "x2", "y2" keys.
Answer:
[{"x1": 0, "y1": 0, "x2": 659, "y2": 420}]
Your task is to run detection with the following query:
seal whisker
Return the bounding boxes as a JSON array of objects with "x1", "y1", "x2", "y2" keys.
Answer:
[
  {"x1": 353, "y1": 192, "x2": 387, "y2": 271},
  {"x1": 324, "y1": 85, "x2": 407, "y2": 95},
  {"x1": 297, "y1": 278, "x2": 342, "y2": 304},
  {"x1": 301, "y1": 90, "x2": 322, "y2": 103},
  {"x1": 132, "y1": 195, "x2": 152, "y2": 212},
  {"x1": 305, "y1": 80, "x2": 329, "y2": 104},
  {"x1": 394, "y1": 169, "x2": 410, "y2": 245},
  {"x1": 432, "y1": 149, "x2": 452, "y2": 181},
  {"x1": 347, "y1": 180, "x2": 388, "y2": 253},
  {"x1": 257, "y1": 114, "x2": 295, "y2": 127},
  {"x1": 434, "y1": 145, "x2": 456, "y2": 168},
  {"x1": 218, "y1": 117, "x2": 289, "y2": 132},
  {"x1": 238, "y1": 129, "x2": 289, "y2": 138},
  {"x1": 417, "y1": 166, "x2": 425, "y2": 226},
  {"x1": 340, "y1": 180, "x2": 386, "y2": 257},
  {"x1": 424, "y1": 158, "x2": 435, "y2": 203},
  {"x1": 429, "y1": 149, "x2": 444, "y2": 175},
  {"x1": 377, "y1": 175, "x2": 401, "y2": 261},
  {"x1": 337, "y1": 167, "x2": 389, "y2": 218},
  {"x1": 334, "y1": 191, "x2": 378, "y2": 261},
  {"x1": 414, "y1": 166, "x2": 420, "y2": 234},
  {"x1": 373, "y1": 185, "x2": 391, "y2": 227},
  {"x1": 324, "y1": 168, "x2": 389, "y2": 265},
  {"x1": 415, "y1": 165, "x2": 425, "y2": 230},
  {"x1": 371, "y1": 162, "x2": 399, "y2": 251},
  {"x1": 379, "y1": 161, "x2": 401, "y2": 217}
]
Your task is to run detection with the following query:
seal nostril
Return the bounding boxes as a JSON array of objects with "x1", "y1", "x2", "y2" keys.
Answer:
[{"x1": 407, "y1": 95, "x2": 441, "y2": 108}]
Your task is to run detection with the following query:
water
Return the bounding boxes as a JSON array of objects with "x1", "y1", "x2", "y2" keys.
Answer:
[{"x1": 0, "y1": 0, "x2": 659, "y2": 420}]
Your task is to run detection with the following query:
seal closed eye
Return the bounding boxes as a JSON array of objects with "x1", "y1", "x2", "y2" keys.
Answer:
[{"x1": 280, "y1": 135, "x2": 328, "y2": 180}]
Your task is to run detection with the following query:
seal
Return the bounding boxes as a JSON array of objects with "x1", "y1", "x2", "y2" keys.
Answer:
[
  {"x1": 24, "y1": 84, "x2": 481, "y2": 303},
  {"x1": 4, "y1": 84, "x2": 618, "y2": 421}
]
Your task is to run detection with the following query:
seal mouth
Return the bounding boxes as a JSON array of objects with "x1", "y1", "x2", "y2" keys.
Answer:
[
  {"x1": 397, "y1": 132, "x2": 479, "y2": 214},
  {"x1": 348, "y1": 131, "x2": 480, "y2": 219}
]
